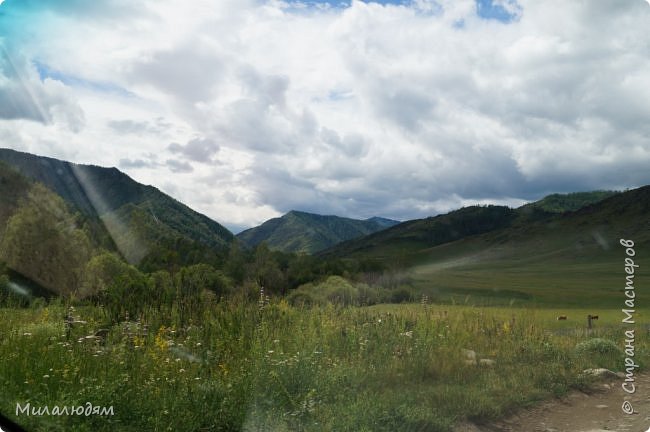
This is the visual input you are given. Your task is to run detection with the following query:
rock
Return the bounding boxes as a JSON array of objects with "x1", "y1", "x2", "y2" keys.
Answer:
[
  {"x1": 462, "y1": 349, "x2": 477, "y2": 366},
  {"x1": 479, "y1": 358, "x2": 496, "y2": 367},
  {"x1": 461, "y1": 348, "x2": 476, "y2": 361},
  {"x1": 582, "y1": 368, "x2": 620, "y2": 379},
  {"x1": 452, "y1": 421, "x2": 483, "y2": 432},
  {"x1": 595, "y1": 404, "x2": 608, "y2": 409}
]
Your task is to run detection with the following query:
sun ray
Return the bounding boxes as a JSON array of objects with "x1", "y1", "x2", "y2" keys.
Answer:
[{"x1": 0, "y1": 43, "x2": 51, "y2": 124}]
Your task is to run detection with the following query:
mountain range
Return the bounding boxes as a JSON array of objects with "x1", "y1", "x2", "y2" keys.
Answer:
[
  {"x1": 236, "y1": 210, "x2": 400, "y2": 254},
  {"x1": 2, "y1": 147, "x2": 644, "y2": 307},
  {"x1": 324, "y1": 188, "x2": 648, "y2": 307},
  {"x1": 0, "y1": 148, "x2": 234, "y2": 267},
  {"x1": 320, "y1": 190, "x2": 623, "y2": 260}
]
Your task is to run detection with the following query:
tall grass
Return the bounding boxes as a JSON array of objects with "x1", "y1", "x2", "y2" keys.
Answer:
[{"x1": 0, "y1": 302, "x2": 647, "y2": 431}]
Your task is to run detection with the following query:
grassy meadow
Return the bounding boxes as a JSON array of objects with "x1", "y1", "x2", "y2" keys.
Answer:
[{"x1": 1, "y1": 300, "x2": 647, "y2": 432}]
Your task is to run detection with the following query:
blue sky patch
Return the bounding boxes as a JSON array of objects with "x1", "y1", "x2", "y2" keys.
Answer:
[
  {"x1": 280, "y1": 0, "x2": 520, "y2": 23},
  {"x1": 34, "y1": 61, "x2": 135, "y2": 98},
  {"x1": 475, "y1": 0, "x2": 520, "y2": 23},
  {"x1": 281, "y1": 0, "x2": 410, "y2": 7}
]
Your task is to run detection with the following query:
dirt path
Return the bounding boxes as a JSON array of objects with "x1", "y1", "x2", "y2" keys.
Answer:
[{"x1": 456, "y1": 374, "x2": 650, "y2": 432}]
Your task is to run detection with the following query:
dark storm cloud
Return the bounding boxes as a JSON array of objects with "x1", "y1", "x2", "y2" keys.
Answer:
[
  {"x1": 168, "y1": 137, "x2": 220, "y2": 163},
  {"x1": 119, "y1": 158, "x2": 158, "y2": 170},
  {"x1": 107, "y1": 118, "x2": 172, "y2": 135},
  {"x1": 165, "y1": 159, "x2": 194, "y2": 173}
]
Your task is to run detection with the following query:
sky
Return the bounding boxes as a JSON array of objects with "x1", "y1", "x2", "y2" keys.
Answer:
[{"x1": 0, "y1": 0, "x2": 649, "y2": 233}]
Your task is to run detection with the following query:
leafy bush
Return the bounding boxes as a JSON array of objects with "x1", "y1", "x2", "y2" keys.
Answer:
[
  {"x1": 289, "y1": 276, "x2": 363, "y2": 307},
  {"x1": 575, "y1": 338, "x2": 622, "y2": 369},
  {"x1": 390, "y1": 285, "x2": 415, "y2": 303},
  {"x1": 575, "y1": 338, "x2": 621, "y2": 356},
  {"x1": 287, "y1": 290, "x2": 317, "y2": 307},
  {"x1": 288, "y1": 276, "x2": 419, "y2": 307}
]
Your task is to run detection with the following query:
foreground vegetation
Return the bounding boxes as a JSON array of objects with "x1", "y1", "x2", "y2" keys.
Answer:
[
  {"x1": 1, "y1": 300, "x2": 647, "y2": 432},
  {"x1": 1, "y1": 155, "x2": 648, "y2": 431}
]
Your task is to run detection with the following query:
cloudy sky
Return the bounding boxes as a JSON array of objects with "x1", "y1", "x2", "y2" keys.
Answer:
[{"x1": 1, "y1": 0, "x2": 649, "y2": 232}]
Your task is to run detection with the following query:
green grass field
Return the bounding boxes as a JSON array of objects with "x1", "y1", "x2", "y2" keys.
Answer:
[{"x1": 1, "y1": 301, "x2": 647, "y2": 432}]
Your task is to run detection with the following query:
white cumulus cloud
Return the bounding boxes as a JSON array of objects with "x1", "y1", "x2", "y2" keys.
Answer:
[{"x1": 1, "y1": 0, "x2": 650, "y2": 230}]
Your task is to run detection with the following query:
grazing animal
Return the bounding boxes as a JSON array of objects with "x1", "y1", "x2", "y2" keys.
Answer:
[
  {"x1": 556, "y1": 315, "x2": 568, "y2": 321},
  {"x1": 587, "y1": 314, "x2": 599, "y2": 330}
]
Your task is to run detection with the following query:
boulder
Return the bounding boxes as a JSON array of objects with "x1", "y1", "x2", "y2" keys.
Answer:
[{"x1": 581, "y1": 368, "x2": 621, "y2": 379}]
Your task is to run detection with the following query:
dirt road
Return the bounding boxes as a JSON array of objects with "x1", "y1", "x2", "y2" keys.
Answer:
[{"x1": 456, "y1": 374, "x2": 650, "y2": 432}]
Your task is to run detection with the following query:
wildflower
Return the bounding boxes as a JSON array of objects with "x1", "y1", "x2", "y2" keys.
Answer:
[
  {"x1": 43, "y1": 375, "x2": 50, "y2": 379},
  {"x1": 179, "y1": 368, "x2": 185, "y2": 373}
]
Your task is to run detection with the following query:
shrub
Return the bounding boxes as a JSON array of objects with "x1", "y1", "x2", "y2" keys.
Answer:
[
  {"x1": 575, "y1": 338, "x2": 622, "y2": 369},
  {"x1": 390, "y1": 285, "x2": 415, "y2": 303},
  {"x1": 575, "y1": 338, "x2": 621, "y2": 356},
  {"x1": 287, "y1": 290, "x2": 317, "y2": 307}
]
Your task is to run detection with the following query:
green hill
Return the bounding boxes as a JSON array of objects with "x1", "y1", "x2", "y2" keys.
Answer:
[
  {"x1": 236, "y1": 210, "x2": 399, "y2": 254},
  {"x1": 322, "y1": 190, "x2": 620, "y2": 261},
  {"x1": 520, "y1": 190, "x2": 619, "y2": 213},
  {"x1": 321, "y1": 205, "x2": 521, "y2": 260},
  {"x1": 0, "y1": 148, "x2": 234, "y2": 266},
  {"x1": 328, "y1": 187, "x2": 650, "y2": 307}
]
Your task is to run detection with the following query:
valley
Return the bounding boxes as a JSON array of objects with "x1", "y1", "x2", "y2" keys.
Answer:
[{"x1": 0, "y1": 149, "x2": 648, "y2": 432}]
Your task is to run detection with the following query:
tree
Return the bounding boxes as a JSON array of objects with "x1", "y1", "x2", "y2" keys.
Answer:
[
  {"x1": 149, "y1": 270, "x2": 175, "y2": 309},
  {"x1": 83, "y1": 252, "x2": 149, "y2": 322},
  {"x1": 173, "y1": 264, "x2": 229, "y2": 323},
  {"x1": 250, "y1": 243, "x2": 286, "y2": 295},
  {"x1": 224, "y1": 241, "x2": 248, "y2": 285},
  {"x1": 0, "y1": 184, "x2": 92, "y2": 296}
]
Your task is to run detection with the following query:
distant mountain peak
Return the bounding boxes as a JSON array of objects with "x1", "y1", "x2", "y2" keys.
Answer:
[
  {"x1": 366, "y1": 216, "x2": 400, "y2": 227},
  {"x1": 237, "y1": 211, "x2": 399, "y2": 254}
]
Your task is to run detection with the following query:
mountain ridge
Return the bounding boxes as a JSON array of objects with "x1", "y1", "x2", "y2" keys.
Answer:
[
  {"x1": 0, "y1": 148, "x2": 234, "y2": 265},
  {"x1": 237, "y1": 210, "x2": 400, "y2": 254},
  {"x1": 320, "y1": 189, "x2": 623, "y2": 260}
]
